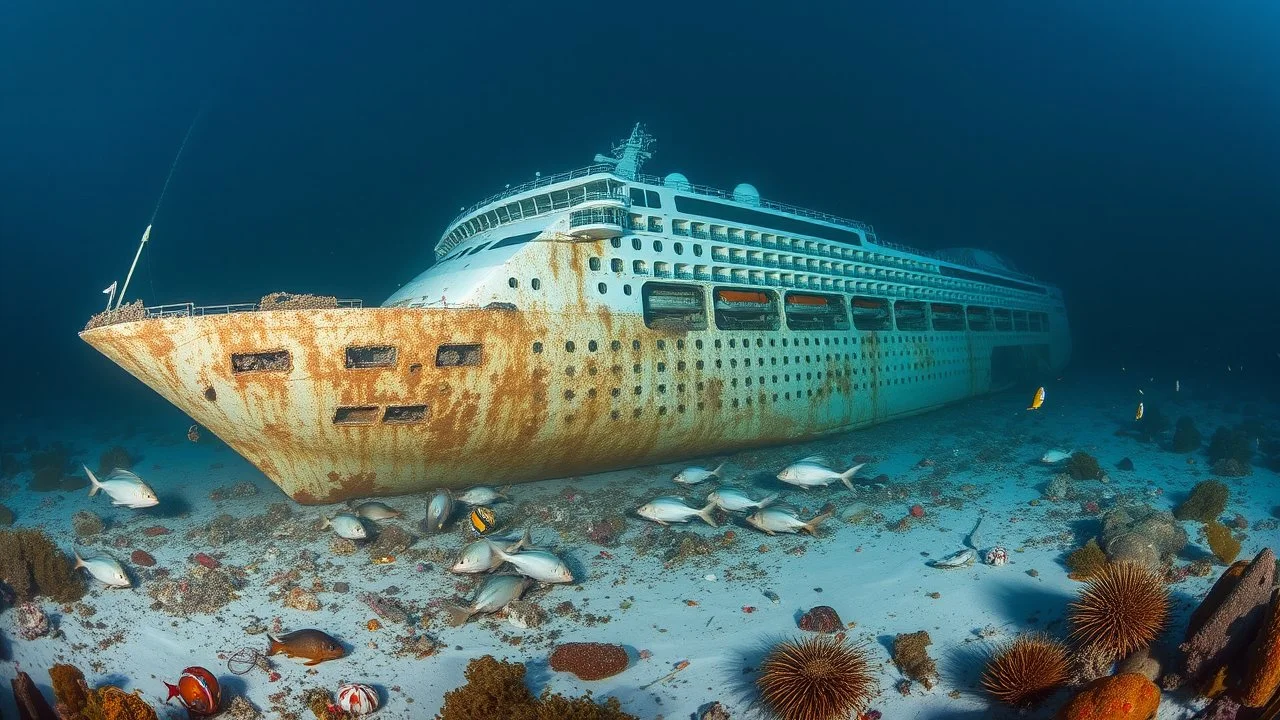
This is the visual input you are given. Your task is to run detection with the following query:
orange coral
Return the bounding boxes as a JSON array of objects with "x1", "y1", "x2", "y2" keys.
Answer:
[
  {"x1": 1242, "y1": 589, "x2": 1280, "y2": 707},
  {"x1": 1056, "y1": 673, "x2": 1160, "y2": 720},
  {"x1": 549, "y1": 643, "x2": 629, "y2": 681}
]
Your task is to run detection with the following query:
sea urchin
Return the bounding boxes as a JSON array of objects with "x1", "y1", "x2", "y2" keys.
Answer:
[
  {"x1": 981, "y1": 633, "x2": 1070, "y2": 707},
  {"x1": 1069, "y1": 561, "x2": 1169, "y2": 661},
  {"x1": 756, "y1": 636, "x2": 876, "y2": 720}
]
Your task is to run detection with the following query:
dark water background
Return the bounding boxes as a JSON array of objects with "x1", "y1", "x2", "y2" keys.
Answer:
[{"x1": 2, "y1": 1, "x2": 1278, "y2": 420}]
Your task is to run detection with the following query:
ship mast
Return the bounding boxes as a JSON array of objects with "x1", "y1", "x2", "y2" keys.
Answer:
[{"x1": 593, "y1": 123, "x2": 656, "y2": 180}]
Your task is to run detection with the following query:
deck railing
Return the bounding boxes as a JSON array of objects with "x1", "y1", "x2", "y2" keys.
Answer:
[{"x1": 144, "y1": 299, "x2": 363, "y2": 319}]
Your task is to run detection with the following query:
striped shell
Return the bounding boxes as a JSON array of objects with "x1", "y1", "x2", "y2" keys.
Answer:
[{"x1": 337, "y1": 683, "x2": 379, "y2": 715}]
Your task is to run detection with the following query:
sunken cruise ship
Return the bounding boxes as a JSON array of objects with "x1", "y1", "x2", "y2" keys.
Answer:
[{"x1": 82, "y1": 125, "x2": 1071, "y2": 504}]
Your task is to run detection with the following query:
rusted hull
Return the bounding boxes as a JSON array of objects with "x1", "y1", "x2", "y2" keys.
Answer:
[{"x1": 81, "y1": 307, "x2": 1068, "y2": 504}]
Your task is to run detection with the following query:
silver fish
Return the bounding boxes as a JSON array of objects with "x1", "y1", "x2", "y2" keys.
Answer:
[
  {"x1": 777, "y1": 457, "x2": 865, "y2": 491},
  {"x1": 84, "y1": 466, "x2": 158, "y2": 508},
  {"x1": 929, "y1": 548, "x2": 977, "y2": 569},
  {"x1": 74, "y1": 549, "x2": 131, "y2": 587},
  {"x1": 446, "y1": 574, "x2": 532, "y2": 626},
  {"x1": 456, "y1": 486, "x2": 508, "y2": 505},
  {"x1": 1040, "y1": 449, "x2": 1074, "y2": 464},
  {"x1": 422, "y1": 489, "x2": 454, "y2": 533},
  {"x1": 353, "y1": 501, "x2": 402, "y2": 521},
  {"x1": 745, "y1": 507, "x2": 833, "y2": 536},
  {"x1": 707, "y1": 487, "x2": 779, "y2": 513},
  {"x1": 636, "y1": 496, "x2": 718, "y2": 527},
  {"x1": 450, "y1": 530, "x2": 530, "y2": 574},
  {"x1": 490, "y1": 545, "x2": 574, "y2": 584},
  {"x1": 673, "y1": 463, "x2": 724, "y2": 486},
  {"x1": 322, "y1": 513, "x2": 368, "y2": 540}
]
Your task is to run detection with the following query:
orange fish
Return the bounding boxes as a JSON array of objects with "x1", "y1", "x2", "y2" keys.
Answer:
[
  {"x1": 266, "y1": 629, "x2": 345, "y2": 666},
  {"x1": 1027, "y1": 386, "x2": 1046, "y2": 410},
  {"x1": 1135, "y1": 402, "x2": 1144, "y2": 421}
]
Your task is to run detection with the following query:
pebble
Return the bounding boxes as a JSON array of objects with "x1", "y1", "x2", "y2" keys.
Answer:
[{"x1": 704, "y1": 574, "x2": 716, "y2": 582}]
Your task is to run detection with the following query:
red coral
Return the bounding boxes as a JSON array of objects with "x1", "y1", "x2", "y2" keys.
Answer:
[
  {"x1": 192, "y1": 552, "x2": 220, "y2": 569},
  {"x1": 549, "y1": 642, "x2": 629, "y2": 681},
  {"x1": 799, "y1": 605, "x2": 844, "y2": 633},
  {"x1": 142, "y1": 526, "x2": 171, "y2": 537},
  {"x1": 909, "y1": 505, "x2": 925, "y2": 518},
  {"x1": 130, "y1": 550, "x2": 156, "y2": 567}
]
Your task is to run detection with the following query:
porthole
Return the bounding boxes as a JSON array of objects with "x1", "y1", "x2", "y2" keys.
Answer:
[
  {"x1": 634, "y1": 364, "x2": 642, "y2": 374},
  {"x1": 632, "y1": 238, "x2": 642, "y2": 250},
  {"x1": 657, "y1": 339, "x2": 666, "y2": 350},
  {"x1": 611, "y1": 387, "x2": 621, "y2": 397},
  {"x1": 696, "y1": 339, "x2": 703, "y2": 349},
  {"x1": 566, "y1": 367, "x2": 575, "y2": 377},
  {"x1": 587, "y1": 388, "x2": 597, "y2": 398},
  {"x1": 611, "y1": 340, "x2": 621, "y2": 351},
  {"x1": 611, "y1": 237, "x2": 622, "y2": 248},
  {"x1": 564, "y1": 390, "x2": 575, "y2": 400},
  {"x1": 565, "y1": 341, "x2": 575, "y2": 352},
  {"x1": 611, "y1": 410, "x2": 620, "y2": 420},
  {"x1": 589, "y1": 257, "x2": 601, "y2": 271},
  {"x1": 533, "y1": 342, "x2": 543, "y2": 353},
  {"x1": 508, "y1": 277, "x2": 518, "y2": 288},
  {"x1": 658, "y1": 362, "x2": 666, "y2": 372},
  {"x1": 623, "y1": 284, "x2": 632, "y2": 295},
  {"x1": 674, "y1": 242, "x2": 683, "y2": 255},
  {"x1": 632, "y1": 340, "x2": 641, "y2": 351},
  {"x1": 532, "y1": 278, "x2": 541, "y2": 290},
  {"x1": 634, "y1": 386, "x2": 642, "y2": 395},
  {"x1": 653, "y1": 240, "x2": 663, "y2": 252},
  {"x1": 588, "y1": 340, "x2": 598, "y2": 352},
  {"x1": 598, "y1": 282, "x2": 608, "y2": 294}
]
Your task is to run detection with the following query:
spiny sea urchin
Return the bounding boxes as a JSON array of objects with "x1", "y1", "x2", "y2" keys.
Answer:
[
  {"x1": 1069, "y1": 561, "x2": 1169, "y2": 661},
  {"x1": 981, "y1": 633, "x2": 1071, "y2": 707},
  {"x1": 756, "y1": 636, "x2": 876, "y2": 720}
]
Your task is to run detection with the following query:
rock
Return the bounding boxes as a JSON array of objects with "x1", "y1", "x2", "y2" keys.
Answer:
[
  {"x1": 1180, "y1": 548, "x2": 1276, "y2": 685},
  {"x1": 1101, "y1": 505, "x2": 1187, "y2": 570},
  {"x1": 11, "y1": 671, "x2": 57, "y2": 720},
  {"x1": 1115, "y1": 647, "x2": 1161, "y2": 682},
  {"x1": 71, "y1": 511, "x2": 104, "y2": 538},
  {"x1": 15, "y1": 602, "x2": 49, "y2": 640},
  {"x1": 1106, "y1": 533, "x2": 1160, "y2": 570},
  {"x1": 798, "y1": 605, "x2": 843, "y2": 633},
  {"x1": 1198, "y1": 696, "x2": 1242, "y2": 720},
  {"x1": 1116, "y1": 457, "x2": 1134, "y2": 471},
  {"x1": 698, "y1": 701, "x2": 731, "y2": 720},
  {"x1": 283, "y1": 587, "x2": 320, "y2": 611},
  {"x1": 130, "y1": 550, "x2": 156, "y2": 567},
  {"x1": 1239, "y1": 587, "x2": 1280, "y2": 707},
  {"x1": 505, "y1": 600, "x2": 548, "y2": 630},
  {"x1": 333, "y1": 582, "x2": 350, "y2": 594},
  {"x1": 549, "y1": 642, "x2": 629, "y2": 681},
  {"x1": 368, "y1": 524, "x2": 414, "y2": 556},
  {"x1": 329, "y1": 536, "x2": 357, "y2": 556},
  {"x1": 1057, "y1": 673, "x2": 1160, "y2": 720}
]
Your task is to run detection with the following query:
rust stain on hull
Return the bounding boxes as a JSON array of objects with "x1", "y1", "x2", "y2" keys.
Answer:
[{"x1": 81, "y1": 306, "x2": 1065, "y2": 504}]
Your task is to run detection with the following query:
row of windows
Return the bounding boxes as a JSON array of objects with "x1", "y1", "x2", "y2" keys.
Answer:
[{"x1": 637, "y1": 282, "x2": 1050, "y2": 334}]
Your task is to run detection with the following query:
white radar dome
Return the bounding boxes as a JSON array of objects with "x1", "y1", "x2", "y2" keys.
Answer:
[
  {"x1": 663, "y1": 172, "x2": 691, "y2": 190},
  {"x1": 733, "y1": 183, "x2": 761, "y2": 206}
]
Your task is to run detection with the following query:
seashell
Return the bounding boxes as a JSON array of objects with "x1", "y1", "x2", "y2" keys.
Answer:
[
  {"x1": 337, "y1": 683, "x2": 379, "y2": 716},
  {"x1": 984, "y1": 546, "x2": 1008, "y2": 566}
]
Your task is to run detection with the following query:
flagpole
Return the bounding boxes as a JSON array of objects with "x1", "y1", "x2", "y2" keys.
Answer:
[
  {"x1": 116, "y1": 224, "x2": 150, "y2": 310},
  {"x1": 104, "y1": 282, "x2": 117, "y2": 310}
]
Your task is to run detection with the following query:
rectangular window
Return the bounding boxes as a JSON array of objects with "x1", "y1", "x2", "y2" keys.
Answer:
[
  {"x1": 383, "y1": 404, "x2": 428, "y2": 424},
  {"x1": 932, "y1": 304, "x2": 965, "y2": 331},
  {"x1": 851, "y1": 296, "x2": 891, "y2": 331},
  {"x1": 231, "y1": 350, "x2": 292, "y2": 373},
  {"x1": 333, "y1": 406, "x2": 378, "y2": 425},
  {"x1": 345, "y1": 345, "x2": 397, "y2": 369},
  {"x1": 784, "y1": 292, "x2": 849, "y2": 331},
  {"x1": 993, "y1": 308, "x2": 1013, "y2": 331},
  {"x1": 894, "y1": 300, "x2": 927, "y2": 331},
  {"x1": 939, "y1": 264, "x2": 1048, "y2": 294},
  {"x1": 436, "y1": 344, "x2": 483, "y2": 367},
  {"x1": 713, "y1": 287, "x2": 779, "y2": 331},
  {"x1": 645, "y1": 190, "x2": 662, "y2": 209},
  {"x1": 492, "y1": 232, "x2": 539, "y2": 249},
  {"x1": 1013, "y1": 310, "x2": 1030, "y2": 332},
  {"x1": 673, "y1": 195, "x2": 863, "y2": 246},
  {"x1": 642, "y1": 282, "x2": 708, "y2": 330},
  {"x1": 629, "y1": 188, "x2": 647, "y2": 207},
  {"x1": 967, "y1": 306, "x2": 994, "y2": 332}
]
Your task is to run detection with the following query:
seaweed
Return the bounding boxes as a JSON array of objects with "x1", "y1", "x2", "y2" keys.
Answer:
[
  {"x1": 1066, "y1": 452, "x2": 1104, "y2": 481},
  {"x1": 893, "y1": 630, "x2": 938, "y2": 689},
  {"x1": 1203, "y1": 522, "x2": 1241, "y2": 565},
  {"x1": 0, "y1": 530, "x2": 86, "y2": 603},
  {"x1": 1208, "y1": 426, "x2": 1253, "y2": 465},
  {"x1": 1066, "y1": 538, "x2": 1109, "y2": 580},
  {"x1": 1174, "y1": 480, "x2": 1229, "y2": 523},
  {"x1": 1172, "y1": 416, "x2": 1202, "y2": 453},
  {"x1": 438, "y1": 655, "x2": 636, "y2": 719}
]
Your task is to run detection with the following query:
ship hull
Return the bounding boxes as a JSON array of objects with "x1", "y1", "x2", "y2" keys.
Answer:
[{"x1": 81, "y1": 306, "x2": 1067, "y2": 504}]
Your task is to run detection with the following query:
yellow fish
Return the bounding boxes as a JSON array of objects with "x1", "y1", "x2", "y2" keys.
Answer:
[
  {"x1": 1135, "y1": 402, "x2": 1144, "y2": 421},
  {"x1": 1027, "y1": 386, "x2": 1045, "y2": 410},
  {"x1": 469, "y1": 506, "x2": 497, "y2": 536}
]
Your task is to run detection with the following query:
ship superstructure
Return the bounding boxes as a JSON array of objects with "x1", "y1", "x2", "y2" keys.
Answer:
[{"x1": 81, "y1": 125, "x2": 1070, "y2": 504}]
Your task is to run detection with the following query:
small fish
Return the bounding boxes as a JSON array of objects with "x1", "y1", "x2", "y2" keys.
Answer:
[
  {"x1": 1137, "y1": 388, "x2": 1144, "y2": 395},
  {"x1": 1135, "y1": 402, "x2": 1144, "y2": 421},
  {"x1": 745, "y1": 507, "x2": 834, "y2": 536},
  {"x1": 1176, "y1": 380, "x2": 1181, "y2": 393},
  {"x1": 673, "y1": 463, "x2": 725, "y2": 486},
  {"x1": 637, "y1": 496, "x2": 718, "y2": 527},
  {"x1": 446, "y1": 574, "x2": 532, "y2": 626},
  {"x1": 74, "y1": 549, "x2": 131, "y2": 587},
  {"x1": 929, "y1": 548, "x2": 976, "y2": 569},
  {"x1": 469, "y1": 506, "x2": 497, "y2": 535},
  {"x1": 450, "y1": 530, "x2": 530, "y2": 574},
  {"x1": 1027, "y1": 386, "x2": 1046, "y2": 410},
  {"x1": 266, "y1": 629, "x2": 345, "y2": 666},
  {"x1": 489, "y1": 544, "x2": 574, "y2": 584},
  {"x1": 84, "y1": 465, "x2": 158, "y2": 508},
  {"x1": 1039, "y1": 449, "x2": 1074, "y2": 464},
  {"x1": 706, "y1": 487, "x2": 779, "y2": 513},
  {"x1": 456, "y1": 486, "x2": 508, "y2": 506},
  {"x1": 353, "y1": 501, "x2": 402, "y2": 521},
  {"x1": 422, "y1": 489, "x2": 454, "y2": 533},
  {"x1": 321, "y1": 513, "x2": 368, "y2": 540},
  {"x1": 776, "y1": 457, "x2": 865, "y2": 491}
]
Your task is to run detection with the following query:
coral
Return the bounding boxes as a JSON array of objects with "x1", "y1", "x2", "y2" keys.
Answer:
[
  {"x1": 224, "y1": 696, "x2": 263, "y2": 720},
  {"x1": 798, "y1": 605, "x2": 844, "y2": 634},
  {"x1": 96, "y1": 446, "x2": 133, "y2": 474},
  {"x1": 585, "y1": 514, "x2": 628, "y2": 547},
  {"x1": 1066, "y1": 452, "x2": 1104, "y2": 481},
  {"x1": 50, "y1": 664, "x2": 92, "y2": 719},
  {"x1": 0, "y1": 530, "x2": 86, "y2": 603},
  {"x1": 1205, "y1": 521, "x2": 1242, "y2": 565},
  {"x1": 1068, "y1": 643, "x2": 1115, "y2": 686},
  {"x1": 1069, "y1": 562, "x2": 1169, "y2": 663},
  {"x1": 698, "y1": 702, "x2": 731, "y2": 720},
  {"x1": 147, "y1": 565, "x2": 238, "y2": 615},
  {"x1": 283, "y1": 587, "x2": 321, "y2": 611},
  {"x1": 1212, "y1": 458, "x2": 1252, "y2": 478},
  {"x1": 981, "y1": 633, "x2": 1070, "y2": 707},
  {"x1": 549, "y1": 643, "x2": 629, "y2": 681},
  {"x1": 1208, "y1": 426, "x2": 1254, "y2": 465},
  {"x1": 757, "y1": 636, "x2": 876, "y2": 720},
  {"x1": 84, "y1": 299, "x2": 147, "y2": 330},
  {"x1": 73, "y1": 512, "x2": 104, "y2": 538},
  {"x1": 892, "y1": 631, "x2": 937, "y2": 689},
  {"x1": 1172, "y1": 416, "x2": 1202, "y2": 453},
  {"x1": 304, "y1": 688, "x2": 351, "y2": 720},
  {"x1": 1175, "y1": 480, "x2": 1230, "y2": 523},
  {"x1": 16, "y1": 601, "x2": 50, "y2": 640},
  {"x1": 367, "y1": 524, "x2": 414, "y2": 557},
  {"x1": 1181, "y1": 548, "x2": 1276, "y2": 685},
  {"x1": 505, "y1": 600, "x2": 548, "y2": 629},
  {"x1": 1240, "y1": 587, "x2": 1280, "y2": 707},
  {"x1": 129, "y1": 550, "x2": 155, "y2": 567},
  {"x1": 259, "y1": 292, "x2": 338, "y2": 310},
  {"x1": 94, "y1": 686, "x2": 159, "y2": 720},
  {"x1": 1044, "y1": 473, "x2": 1074, "y2": 502},
  {"x1": 1056, "y1": 673, "x2": 1160, "y2": 720},
  {"x1": 1067, "y1": 539, "x2": 1108, "y2": 580},
  {"x1": 438, "y1": 655, "x2": 636, "y2": 719}
]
